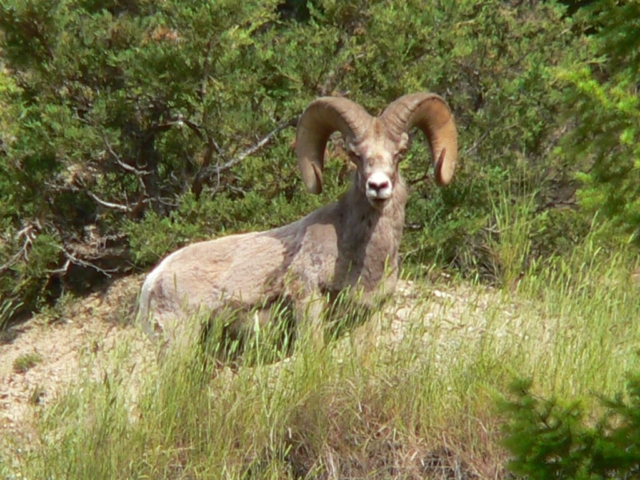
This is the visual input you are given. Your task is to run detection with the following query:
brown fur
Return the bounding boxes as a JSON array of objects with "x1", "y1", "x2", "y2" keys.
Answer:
[
  {"x1": 138, "y1": 175, "x2": 407, "y2": 352},
  {"x1": 138, "y1": 93, "x2": 456, "y2": 354}
]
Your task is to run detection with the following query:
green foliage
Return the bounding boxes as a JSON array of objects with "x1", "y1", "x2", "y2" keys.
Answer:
[
  {"x1": 558, "y1": 1, "x2": 640, "y2": 241},
  {"x1": 0, "y1": 0, "x2": 594, "y2": 314},
  {"x1": 0, "y1": 0, "x2": 290, "y2": 311},
  {"x1": 501, "y1": 376, "x2": 640, "y2": 479},
  {"x1": 0, "y1": 297, "x2": 22, "y2": 332}
]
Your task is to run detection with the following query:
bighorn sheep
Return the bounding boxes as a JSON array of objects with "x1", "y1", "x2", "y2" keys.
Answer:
[{"x1": 138, "y1": 92, "x2": 458, "y2": 353}]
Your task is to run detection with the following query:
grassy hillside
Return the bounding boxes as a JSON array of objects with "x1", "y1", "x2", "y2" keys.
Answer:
[
  {"x1": 0, "y1": 0, "x2": 639, "y2": 477},
  {"x1": 1, "y1": 215, "x2": 638, "y2": 479}
]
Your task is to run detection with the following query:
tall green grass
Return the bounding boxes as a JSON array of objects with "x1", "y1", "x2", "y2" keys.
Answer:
[{"x1": 3, "y1": 200, "x2": 640, "y2": 478}]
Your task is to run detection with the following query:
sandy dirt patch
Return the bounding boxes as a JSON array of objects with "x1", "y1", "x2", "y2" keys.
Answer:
[{"x1": 0, "y1": 275, "x2": 153, "y2": 451}]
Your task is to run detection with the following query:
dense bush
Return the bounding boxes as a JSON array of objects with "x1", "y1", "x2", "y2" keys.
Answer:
[
  {"x1": 0, "y1": 0, "x2": 590, "y2": 314},
  {"x1": 558, "y1": 1, "x2": 640, "y2": 243},
  {"x1": 501, "y1": 376, "x2": 640, "y2": 479}
]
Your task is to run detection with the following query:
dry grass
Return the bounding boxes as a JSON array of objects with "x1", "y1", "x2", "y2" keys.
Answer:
[{"x1": 0, "y1": 229, "x2": 638, "y2": 479}]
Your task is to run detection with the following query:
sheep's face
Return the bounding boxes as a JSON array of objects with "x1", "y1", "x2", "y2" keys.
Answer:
[{"x1": 348, "y1": 130, "x2": 408, "y2": 208}]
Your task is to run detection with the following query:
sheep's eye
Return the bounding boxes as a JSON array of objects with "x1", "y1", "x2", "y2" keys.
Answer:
[{"x1": 348, "y1": 151, "x2": 362, "y2": 162}]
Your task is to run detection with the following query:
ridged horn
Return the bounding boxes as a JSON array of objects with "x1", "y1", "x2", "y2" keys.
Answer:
[
  {"x1": 296, "y1": 97, "x2": 373, "y2": 194},
  {"x1": 381, "y1": 93, "x2": 458, "y2": 186}
]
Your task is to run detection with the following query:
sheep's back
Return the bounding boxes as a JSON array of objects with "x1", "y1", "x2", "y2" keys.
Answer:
[{"x1": 139, "y1": 230, "x2": 296, "y2": 348}]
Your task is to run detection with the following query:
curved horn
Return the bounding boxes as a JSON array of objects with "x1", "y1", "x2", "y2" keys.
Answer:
[
  {"x1": 382, "y1": 93, "x2": 458, "y2": 186},
  {"x1": 296, "y1": 97, "x2": 372, "y2": 194}
]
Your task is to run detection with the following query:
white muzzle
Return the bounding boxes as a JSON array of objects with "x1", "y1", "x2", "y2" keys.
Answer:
[{"x1": 365, "y1": 171, "x2": 393, "y2": 202}]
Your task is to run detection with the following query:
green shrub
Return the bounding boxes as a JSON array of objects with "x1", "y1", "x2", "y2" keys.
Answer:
[
  {"x1": 501, "y1": 376, "x2": 640, "y2": 479},
  {"x1": 557, "y1": 1, "x2": 640, "y2": 243},
  {"x1": 0, "y1": 0, "x2": 592, "y2": 314}
]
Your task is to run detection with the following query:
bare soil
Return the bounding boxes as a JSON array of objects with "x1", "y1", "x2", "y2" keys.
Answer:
[{"x1": 0, "y1": 275, "x2": 151, "y2": 450}]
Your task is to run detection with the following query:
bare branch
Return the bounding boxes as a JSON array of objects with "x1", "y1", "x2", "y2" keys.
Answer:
[
  {"x1": 101, "y1": 133, "x2": 151, "y2": 176},
  {"x1": 85, "y1": 190, "x2": 132, "y2": 212},
  {"x1": 47, "y1": 258, "x2": 71, "y2": 276},
  {"x1": 407, "y1": 173, "x2": 433, "y2": 187},
  {"x1": 61, "y1": 249, "x2": 117, "y2": 277},
  {"x1": 0, "y1": 246, "x2": 28, "y2": 275},
  {"x1": 206, "y1": 117, "x2": 297, "y2": 176},
  {"x1": 192, "y1": 116, "x2": 297, "y2": 197},
  {"x1": 182, "y1": 114, "x2": 228, "y2": 197},
  {"x1": 174, "y1": 116, "x2": 226, "y2": 161},
  {"x1": 174, "y1": 117, "x2": 205, "y2": 142},
  {"x1": 0, "y1": 223, "x2": 39, "y2": 274},
  {"x1": 48, "y1": 249, "x2": 118, "y2": 278}
]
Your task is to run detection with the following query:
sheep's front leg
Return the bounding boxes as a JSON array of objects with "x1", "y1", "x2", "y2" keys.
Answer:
[{"x1": 294, "y1": 292, "x2": 326, "y2": 349}]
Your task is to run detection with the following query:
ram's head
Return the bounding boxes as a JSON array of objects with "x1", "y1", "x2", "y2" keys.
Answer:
[{"x1": 296, "y1": 93, "x2": 458, "y2": 207}]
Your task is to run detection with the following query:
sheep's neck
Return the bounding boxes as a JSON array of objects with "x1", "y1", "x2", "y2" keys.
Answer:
[{"x1": 336, "y1": 176, "x2": 407, "y2": 292}]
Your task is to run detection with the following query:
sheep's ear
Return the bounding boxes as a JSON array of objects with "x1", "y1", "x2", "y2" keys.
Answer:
[
  {"x1": 296, "y1": 97, "x2": 372, "y2": 194},
  {"x1": 398, "y1": 132, "x2": 409, "y2": 153}
]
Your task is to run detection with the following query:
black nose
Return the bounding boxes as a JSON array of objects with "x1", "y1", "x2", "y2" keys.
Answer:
[{"x1": 367, "y1": 179, "x2": 390, "y2": 192}]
